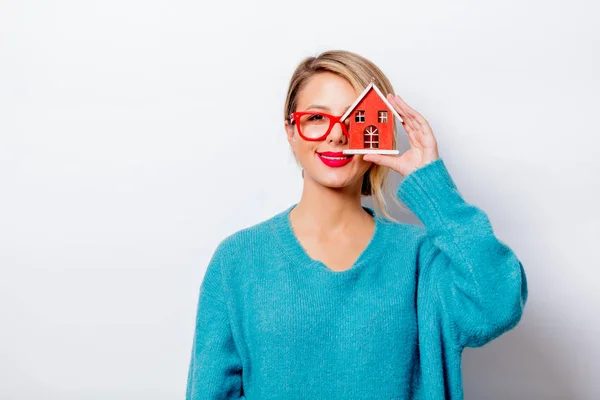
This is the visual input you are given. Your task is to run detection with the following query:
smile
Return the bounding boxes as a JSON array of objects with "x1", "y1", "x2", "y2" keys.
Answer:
[{"x1": 316, "y1": 151, "x2": 354, "y2": 167}]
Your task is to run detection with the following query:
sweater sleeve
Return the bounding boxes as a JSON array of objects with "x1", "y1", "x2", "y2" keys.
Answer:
[
  {"x1": 397, "y1": 158, "x2": 529, "y2": 349},
  {"x1": 186, "y1": 242, "x2": 244, "y2": 399}
]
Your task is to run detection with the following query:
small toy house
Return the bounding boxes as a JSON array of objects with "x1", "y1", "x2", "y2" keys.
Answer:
[{"x1": 341, "y1": 82, "x2": 402, "y2": 155}]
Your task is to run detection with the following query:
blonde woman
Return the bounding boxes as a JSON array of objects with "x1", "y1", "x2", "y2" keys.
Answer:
[{"x1": 186, "y1": 50, "x2": 528, "y2": 399}]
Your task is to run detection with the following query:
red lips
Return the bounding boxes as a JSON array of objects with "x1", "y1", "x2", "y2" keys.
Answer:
[{"x1": 316, "y1": 151, "x2": 354, "y2": 168}]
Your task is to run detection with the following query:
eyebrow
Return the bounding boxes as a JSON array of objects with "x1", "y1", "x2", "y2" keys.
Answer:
[{"x1": 303, "y1": 104, "x2": 353, "y2": 112}]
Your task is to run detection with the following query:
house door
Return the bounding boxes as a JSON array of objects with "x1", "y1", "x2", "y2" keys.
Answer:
[{"x1": 363, "y1": 125, "x2": 379, "y2": 149}]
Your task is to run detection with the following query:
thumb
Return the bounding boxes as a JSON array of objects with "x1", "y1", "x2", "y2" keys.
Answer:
[{"x1": 363, "y1": 153, "x2": 398, "y2": 169}]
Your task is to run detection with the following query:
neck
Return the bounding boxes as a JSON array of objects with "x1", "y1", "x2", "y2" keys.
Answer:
[{"x1": 292, "y1": 173, "x2": 370, "y2": 233}]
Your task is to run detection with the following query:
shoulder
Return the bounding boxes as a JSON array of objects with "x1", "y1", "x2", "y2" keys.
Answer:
[
  {"x1": 378, "y1": 217, "x2": 427, "y2": 244},
  {"x1": 202, "y1": 207, "x2": 291, "y2": 299},
  {"x1": 211, "y1": 206, "x2": 288, "y2": 264},
  {"x1": 377, "y1": 217, "x2": 435, "y2": 263}
]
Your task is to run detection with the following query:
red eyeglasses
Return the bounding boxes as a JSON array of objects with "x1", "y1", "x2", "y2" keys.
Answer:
[{"x1": 289, "y1": 111, "x2": 350, "y2": 141}]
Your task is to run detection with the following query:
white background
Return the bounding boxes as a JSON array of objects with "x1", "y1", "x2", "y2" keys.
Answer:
[{"x1": 1, "y1": 0, "x2": 598, "y2": 398}]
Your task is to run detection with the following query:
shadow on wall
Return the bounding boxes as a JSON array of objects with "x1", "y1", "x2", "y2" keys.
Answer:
[{"x1": 362, "y1": 167, "x2": 575, "y2": 399}]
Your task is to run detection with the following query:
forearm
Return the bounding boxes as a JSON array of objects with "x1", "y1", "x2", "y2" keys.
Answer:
[{"x1": 399, "y1": 158, "x2": 529, "y2": 348}]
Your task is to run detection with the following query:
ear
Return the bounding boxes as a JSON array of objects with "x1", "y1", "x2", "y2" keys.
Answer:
[{"x1": 284, "y1": 120, "x2": 296, "y2": 146}]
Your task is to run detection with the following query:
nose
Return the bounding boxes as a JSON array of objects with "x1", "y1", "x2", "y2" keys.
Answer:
[{"x1": 326, "y1": 121, "x2": 348, "y2": 145}]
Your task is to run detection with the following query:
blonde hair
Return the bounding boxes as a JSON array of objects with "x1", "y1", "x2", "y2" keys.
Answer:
[{"x1": 283, "y1": 49, "x2": 405, "y2": 222}]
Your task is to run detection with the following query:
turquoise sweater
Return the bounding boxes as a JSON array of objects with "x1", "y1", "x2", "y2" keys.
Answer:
[{"x1": 186, "y1": 158, "x2": 528, "y2": 399}]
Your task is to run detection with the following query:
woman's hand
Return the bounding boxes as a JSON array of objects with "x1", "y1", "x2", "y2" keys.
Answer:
[{"x1": 362, "y1": 93, "x2": 440, "y2": 177}]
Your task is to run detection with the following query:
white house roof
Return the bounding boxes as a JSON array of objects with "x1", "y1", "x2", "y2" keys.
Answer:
[{"x1": 340, "y1": 82, "x2": 403, "y2": 123}]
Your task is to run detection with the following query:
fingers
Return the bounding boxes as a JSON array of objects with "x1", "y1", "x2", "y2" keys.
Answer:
[
  {"x1": 393, "y1": 94, "x2": 420, "y2": 119},
  {"x1": 362, "y1": 153, "x2": 398, "y2": 170},
  {"x1": 387, "y1": 96, "x2": 422, "y2": 149},
  {"x1": 387, "y1": 92, "x2": 436, "y2": 151},
  {"x1": 387, "y1": 94, "x2": 419, "y2": 135},
  {"x1": 406, "y1": 127, "x2": 422, "y2": 149},
  {"x1": 394, "y1": 94, "x2": 430, "y2": 131},
  {"x1": 387, "y1": 94, "x2": 412, "y2": 126}
]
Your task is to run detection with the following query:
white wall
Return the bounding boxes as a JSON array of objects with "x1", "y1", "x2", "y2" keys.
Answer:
[{"x1": 1, "y1": 0, "x2": 598, "y2": 398}]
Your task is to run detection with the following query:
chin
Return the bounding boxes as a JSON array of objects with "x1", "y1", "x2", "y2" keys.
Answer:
[
  {"x1": 301, "y1": 157, "x2": 365, "y2": 189},
  {"x1": 313, "y1": 170, "x2": 358, "y2": 189}
]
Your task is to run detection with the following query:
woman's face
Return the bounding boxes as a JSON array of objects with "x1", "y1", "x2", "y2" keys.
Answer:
[{"x1": 285, "y1": 72, "x2": 371, "y2": 191}]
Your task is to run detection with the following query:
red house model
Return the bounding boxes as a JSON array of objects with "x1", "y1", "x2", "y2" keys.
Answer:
[{"x1": 341, "y1": 82, "x2": 402, "y2": 155}]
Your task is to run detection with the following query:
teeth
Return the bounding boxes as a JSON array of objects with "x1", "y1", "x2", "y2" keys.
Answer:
[{"x1": 320, "y1": 155, "x2": 349, "y2": 160}]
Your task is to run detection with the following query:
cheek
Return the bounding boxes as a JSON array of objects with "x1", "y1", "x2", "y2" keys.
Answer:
[
  {"x1": 296, "y1": 141, "x2": 316, "y2": 157},
  {"x1": 356, "y1": 157, "x2": 373, "y2": 173},
  {"x1": 290, "y1": 141, "x2": 315, "y2": 167},
  {"x1": 352, "y1": 155, "x2": 365, "y2": 166}
]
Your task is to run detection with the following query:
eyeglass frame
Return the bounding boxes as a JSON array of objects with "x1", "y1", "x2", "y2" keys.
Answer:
[{"x1": 288, "y1": 111, "x2": 350, "y2": 142}]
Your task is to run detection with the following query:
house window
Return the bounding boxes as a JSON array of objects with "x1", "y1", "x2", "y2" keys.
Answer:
[
  {"x1": 363, "y1": 125, "x2": 379, "y2": 149},
  {"x1": 355, "y1": 110, "x2": 365, "y2": 123},
  {"x1": 378, "y1": 111, "x2": 388, "y2": 123}
]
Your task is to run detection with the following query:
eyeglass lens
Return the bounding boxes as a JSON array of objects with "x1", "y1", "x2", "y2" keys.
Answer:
[{"x1": 297, "y1": 113, "x2": 349, "y2": 139}]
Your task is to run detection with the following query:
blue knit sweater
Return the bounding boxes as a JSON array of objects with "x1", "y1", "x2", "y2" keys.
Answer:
[{"x1": 186, "y1": 158, "x2": 528, "y2": 399}]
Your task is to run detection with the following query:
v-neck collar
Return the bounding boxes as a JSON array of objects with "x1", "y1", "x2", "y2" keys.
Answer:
[{"x1": 271, "y1": 203, "x2": 387, "y2": 278}]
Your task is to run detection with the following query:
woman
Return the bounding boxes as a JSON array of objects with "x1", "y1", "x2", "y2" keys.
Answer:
[{"x1": 186, "y1": 50, "x2": 528, "y2": 399}]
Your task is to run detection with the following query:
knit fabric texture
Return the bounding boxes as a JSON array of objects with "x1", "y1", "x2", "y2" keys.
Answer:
[{"x1": 186, "y1": 158, "x2": 529, "y2": 399}]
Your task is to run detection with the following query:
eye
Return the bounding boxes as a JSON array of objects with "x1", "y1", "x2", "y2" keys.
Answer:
[{"x1": 308, "y1": 113, "x2": 324, "y2": 121}]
